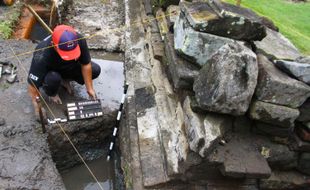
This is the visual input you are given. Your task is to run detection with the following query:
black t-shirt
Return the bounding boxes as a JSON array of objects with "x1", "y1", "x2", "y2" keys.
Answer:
[{"x1": 27, "y1": 34, "x2": 91, "y2": 88}]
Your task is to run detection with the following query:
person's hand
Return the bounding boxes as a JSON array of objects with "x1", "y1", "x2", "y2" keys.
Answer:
[
  {"x1": 87, "y1": 89, "x2": 97, "y2": 100},
  {"x1": 49, "y1": 94, "x2": 63, "y2": 104}
]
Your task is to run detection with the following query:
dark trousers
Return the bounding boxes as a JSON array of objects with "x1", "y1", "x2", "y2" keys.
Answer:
[{"x1": 42, "y1": 62, "x2": 101, "y2": 96}]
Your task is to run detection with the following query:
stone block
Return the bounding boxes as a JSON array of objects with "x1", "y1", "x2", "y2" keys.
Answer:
[
  {"x1": 207, "y1": 179, "x2": 258, "y2": 190},
  {"x1": 199, "y1": 113, "x2": 233, "y2": 158},
  {"x1": 259, "y1": 171, "x2": 310, "y2": 190},
  {"x1": 156, "y1": 8, "x2": 169, "y2": 39},
  {"x1": 254, "y1": 122, "x2": 293, "y2": 138},
  {"x1": 150, "y1": 32, "x2": 165, "y2": 61},
  {"x1": 165, "y1": 33, "x2": 200, "y2": 90},
  {"x1": 166, "y1": 5, "x2": 180, "y2": 32},
  {"x1": 210, "y1": 135, "x2": 271, "y2": 179},
  {"x1": 174, "y1": 12, "x2": 236, "y2": 66},
  {"x1": 151, "y1": 59, "x2": 190, "y2": 178},
  {"x1": 183, "y1": 96, "x2": 206, "y2": 153},
  {"x1": 135, "y1": 87, "x2": 169, "y2": 187},
  {"x1": 298, "y1": 153, "x2": 310, "y2": 175},
  {"x1": 297, "y1": 98, "x2": 310, "y2": 122},
  {"x1": 144, "y1": 0, "x2": 152, "y2": 15},
  {"x1": 180, "y1": 1, "x2": 266, "y2": 41},
  {"x1": 249, "y1": 100, "x2": 300, "y2": 128},
  {"x1": 296, "y1": 125, "x2": 310, "y2": 142},
  {"x1": 290, "y1": 134, "x2": 310, "y2": 153},
  {"x1": 274, "y1": 60, "x2": 310, "y2": 85},
  {"x1": 255, "y1": 28, "x2": 301, "y2": 60},
  {"x1": 255, "y1": 54, "x2": 310, "y2": 108},
  {"x1": 257, "y1": 139, "x2": 298, "y2": 170},
  {"x1": 193, "y1": 43, "x2": 258, "y2": 116}
]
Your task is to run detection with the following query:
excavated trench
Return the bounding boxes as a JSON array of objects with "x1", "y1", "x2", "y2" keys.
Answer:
[{"x1": 12, "y1": 1, "x2": 125, "y2": 189}]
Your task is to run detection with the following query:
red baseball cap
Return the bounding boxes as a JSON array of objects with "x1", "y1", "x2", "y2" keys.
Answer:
[{"x1": 52, "y1": 25, "x2": 81, "y2": 61}]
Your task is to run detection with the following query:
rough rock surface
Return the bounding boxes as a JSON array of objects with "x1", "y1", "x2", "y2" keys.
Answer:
[
  {"x1": 296, "y1": 124, "x2": 310, "y2": 142},
  {"x1": 259, "y1": 171, "x2": 310, "y2": 190},
  {"x1": 209, "y1": 134, "x2": 271, "y2": 179},
  {"x1": 298, "y1": 153, "x2": 310, "y2": 175},
  {"x1": 65, "y1": 0, "x2": 125, "y2": 52},
  {"x1": 256, "y1": 138, "x2": 298, "y2": 170},
  {"x1": 254, "y1": 122, "x2": 293, "y2": 138},
  {"x1": 0, "y1": 40, "x2": 65, "y2": 189},
  {"x1": 199, "y1": 113, "x2": 233, "y2": 158},
  {"x1": 183, "y1": 96, "x2": 205, "y2": 153},
  {"x1": 156, "y1": 8, "x2": 169, "y2": 39},
  {"x1": 165, "y1": 33, "x2": 200, "y2": 90},
  {"x1": 249, "y1": 100, "x2": 300, "y2": 128},
  {"x1": 296, "y1": 56, "x2": 310, "y2": 64},
  {"x1": 183, "y1": 97, "x2": 233, "y2": 157},
  {"x1": 174, "y1": 12, "x2": 236, "y2": 66},
  {"x1": 290, "y1": 134, "x2": 310, "y2": 153},
  {"x1": 166, "y1": 5, "x2": 180, "y2": 31},
  {"x1": 180, "y1": 1, "x2": 266, "y2": 41},
  {"x1": 255, "y1": 28, "x2": 301, "y2": 60},
  {"x1": 123, "y1": 0, "x2": 192, "y2": 186},
  {"x1": 193, "y1": 43, "x2": 258, "y2": 115},
  {"x1": 255, "y1": 54, "x2": 310, "y2": 108},
  {"x1": 274, "y1": 60, "x2": 310, "y2": 85}
]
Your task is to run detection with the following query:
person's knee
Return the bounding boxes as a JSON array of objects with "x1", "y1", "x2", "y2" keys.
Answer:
[
  {"x1": 43, "y1": 71, "x2": 62, "y2": 96},
  {"x1": 92, "y1": 62, "x2": 101, "y2": 79},
  {"x1": 45, "y1": 71, "x2": 62, "y2": 85}
]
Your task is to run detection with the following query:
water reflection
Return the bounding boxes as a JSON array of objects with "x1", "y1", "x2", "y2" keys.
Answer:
[{"x1": 61, "y1": 157, "x2": 114, "y2": 190}]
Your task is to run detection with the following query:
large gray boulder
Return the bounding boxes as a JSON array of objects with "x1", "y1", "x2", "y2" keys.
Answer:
[
  {"x1": 249, "y1": 101, "x2": 300, "y2": 128},
  {"x1": 180, "y1": 1, "x2": 266, "y2": 41},
  {"x1": 193, "y1": 43, "x2": 258, "y2": 116},
  {"x1": 165, "y1": 33, "x2": 200, "y2": 90},
  {"x1": 274, "y1": 60, "x2": 310, "y2": 85},
  {"x1": 174, "y1": 12, "x2": 236, "y2": 66},
  {"x1": 255, "y1": 54, "x2": 310, "y2": 108},
  {"x1": 255, "y1": 28, "x2": 301, "y2": 60}
]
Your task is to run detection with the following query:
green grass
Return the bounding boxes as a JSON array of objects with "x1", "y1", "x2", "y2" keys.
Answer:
[
  {"x1": 0, "y1": 8, "x2": 20, "y2": 39},
  {"x1": 224, "y1": 0, "x2": 310, "y2": 55}
]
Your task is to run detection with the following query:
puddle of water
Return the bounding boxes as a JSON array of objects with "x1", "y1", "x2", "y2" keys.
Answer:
[
  {"x1": 61, "y1": 157, "x2": 115, "y2": 190},
  {"x1": 73, "y1": 58, "x2": 124, "y2": 110}
]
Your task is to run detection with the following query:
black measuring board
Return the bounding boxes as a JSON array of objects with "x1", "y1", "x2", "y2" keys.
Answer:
[{"x1": 67, "y1": 100, "x2": 103, "y2": 121}]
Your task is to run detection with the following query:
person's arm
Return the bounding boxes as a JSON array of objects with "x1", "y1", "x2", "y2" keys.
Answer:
[
  {"x1": 81, "y1": 63, "x2": 96, "y2": 99},
  {"x1": 28, "y1": 84, "x2": 40, "y2": 113}
]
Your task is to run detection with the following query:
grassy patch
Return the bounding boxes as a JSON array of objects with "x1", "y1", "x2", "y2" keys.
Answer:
[
  {"x1": 224, "y1": 0, "x2": 310, "y2": 55},
  {"x1": 0, "y1": 8, "x2": 20, "y2": 39}
]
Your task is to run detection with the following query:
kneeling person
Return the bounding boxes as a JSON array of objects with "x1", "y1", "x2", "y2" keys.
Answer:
[{"x1": 27, "y1": 25, "x2": 101, "y2": 118}]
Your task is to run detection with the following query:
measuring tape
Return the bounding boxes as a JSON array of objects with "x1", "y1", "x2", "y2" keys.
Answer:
[{"x1": 107, "y1": 84, "x2": 129, "y2": 161}]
